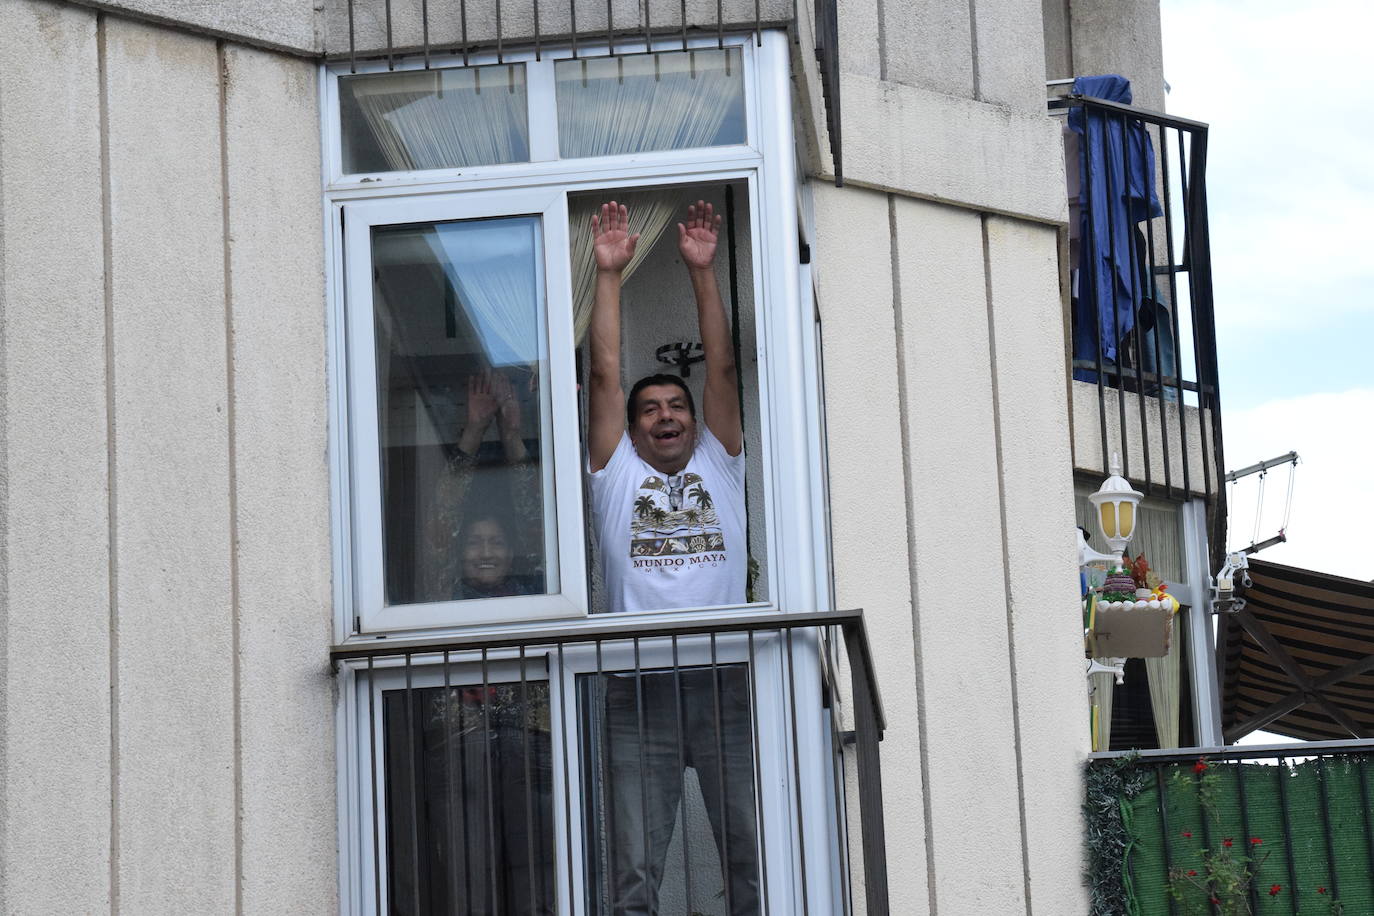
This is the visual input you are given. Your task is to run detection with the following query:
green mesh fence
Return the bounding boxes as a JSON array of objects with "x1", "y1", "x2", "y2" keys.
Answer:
[{"x1": 1087, "y1": 754, "x2": 1374, "y2": 916}]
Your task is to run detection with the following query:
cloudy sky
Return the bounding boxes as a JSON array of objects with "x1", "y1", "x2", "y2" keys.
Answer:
[{"x1": 1160, "y1": 0, "x2": 1374, "y2": 581}]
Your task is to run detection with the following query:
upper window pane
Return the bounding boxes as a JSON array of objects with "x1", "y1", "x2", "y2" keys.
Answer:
[
  {"x1": 555, "y1": 48, "x2": 746, "y2": 158},
  {"x1": 341, "y1": 63, "x2": 529, "y2": 173}
]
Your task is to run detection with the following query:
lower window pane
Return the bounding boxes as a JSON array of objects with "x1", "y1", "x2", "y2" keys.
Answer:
[
  {"x1": 384, "y1": 682, "x2": 556, "y2": 915},
  {"x1": 579, "y1": 665, "x2": 761, "y2": 915}
]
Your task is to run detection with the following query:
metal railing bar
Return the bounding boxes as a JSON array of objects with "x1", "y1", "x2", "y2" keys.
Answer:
[
  {"x1": 521, "y1": 645, "x2": 537, "y2": 915},
  {"x1": 1177, "y1": 130, "x2": 1213, "y2": 509},
  {"x1": 1080, "y1": 103, "x2": 1111, "y2": 474},
  {"x1": 1235, "y1": 760, "x2": 1258, "y2": 914},
  {"x1": 385, "y1": 0, "x2": 394, "y2": 70},
  {"x1": 422, "y1": 0, "x2": 430, "y2": 68},
  {"x1": 1154, "y1": 765, "x2": 1179, "y2": 916},
  {"x1": 1101, "y1": 112, "x2": 1131, "y2": 482},
  {"x1": 1050, "y1": 95, "x2": 1211, "y2": 132},
  {"x1": 633, "y1": 637, "x2": 651, "y2": 914},
  {"x1": 443, "y1": 651, "x2": 459, "y2": 916},
  {"x1": 673, "y1": 635, "x2": 693, "y2": 914},
  {"x1": 1275, "y1": 757, "x2": 1300, "y2": 916},
  {"x1": 405, "y1": 654, "x2": 421, "y2": 913},
  {"x1": 1117, "y1": 116, "x2": 1153, "y2": 495},
  {"x1": 748, "y1": 630, "x2": 771, "y2": 915},
  {"x1": 557, "y1": 642, "x2": 576, "y2": 916},
  {"x1": 533, "y1": 0, "x2": 542, "y2": 59},
  {"x1": 828, "y1": 707, "x2": 853, "y2": 916},
  {"x1": 1158, "y1": 125, "x2": 1192, "y2": 494},
  {"x1": 1317, "y1": 754, "x2": 1338, "y2": 904},
  {"x1": 785, "y1": 629, "x2": 811, "y2": 916},
  {"x1": 712, "y1": 632, "x2": 735, "y2": 914},
  {"x1": 481, "y1": 648, "x2": 497, "y2": 911},
  {"x1": 1090, "y1": 738, "x2": 1374, "y2": 763},
  {"x1": 1140, "y1": 123, "x2": 1171, "y2": 499},
  {"x1": 842, "y1": 624, "x2": 889, "y2": 914},
  {"x1": 597, "y1": 639, "x2": 615, "y2": 912},
  {"x1": 367, "y1": 657, "x2": 382, "y2": 915},
  {"x1": 1068, "y1": 361, "x2": 1213, "y2": 394},
  {"x1": 347, "y1": 0, "x2": 357, "y2": 72}
]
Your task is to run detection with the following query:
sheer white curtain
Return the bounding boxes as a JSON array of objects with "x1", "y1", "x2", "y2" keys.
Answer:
[
  {"x1": 1090, "y1": 666, "x2": 1116, "y2": 751},
  {"x1": 427, "y1": 219, "x2": 541, "y2": 367},
  {"x1": 555, "y1": 49, "x2": 743, "y2": 158},
  {"x1": 1145, "y1": 612, "x2": 1183, "y2": 748},
  {"x1": 567, "y1": 189, "x2": 684, "y2": 343},
  {"x1": 350, "y1": 65, "x2": 528, "y2": 171}
]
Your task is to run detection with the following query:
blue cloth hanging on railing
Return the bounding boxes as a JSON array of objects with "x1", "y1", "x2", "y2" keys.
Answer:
[{"x1": 1069, "y1": 75, "x2": 1162, "y2": 380}]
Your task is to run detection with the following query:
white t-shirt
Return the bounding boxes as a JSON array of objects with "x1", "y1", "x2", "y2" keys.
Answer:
[{"x1": 589, "y1": 427, "x2": 746, "y2": 614}]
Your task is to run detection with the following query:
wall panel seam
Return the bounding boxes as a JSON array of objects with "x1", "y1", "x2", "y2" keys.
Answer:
[
  {"x1": 96, "y1": 12, "x2": 121, "y2": 913},
  {"x1": 980, "y1": 213, "x2": 1033, "y2": 913},
  {"x1": 216, "y1": 40, "x2": 246, "y2": 916},
  {"x1": 966, "y1": 0, "x2": 982, "y2": 102},
  {"x1": 888, "y1": 193, "x2": 939, "y2": 916}
]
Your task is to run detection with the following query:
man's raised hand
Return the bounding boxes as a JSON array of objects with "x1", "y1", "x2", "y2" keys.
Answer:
[
  {"x1": 677, "y1": 200, "x2": 722, "y2": 271},
  {"x1": 591, "y1": 201, "x2": 639, "y2": 273}
]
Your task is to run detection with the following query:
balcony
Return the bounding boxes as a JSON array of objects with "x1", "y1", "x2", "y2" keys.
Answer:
[
  {"x1": 1086, "y1": 743, "x2": 1374, "y2": 915},
  {"x1": 1052, "y1": 91, "x2": 1226, "y2": 552},
  {"x1": 330, "y1": 610, "x2": 888, "y2": 914}
]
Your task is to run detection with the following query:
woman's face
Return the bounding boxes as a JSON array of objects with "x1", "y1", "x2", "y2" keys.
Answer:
[{"x1": 462, "y1": 518, "x2": 514, "y2": 588}]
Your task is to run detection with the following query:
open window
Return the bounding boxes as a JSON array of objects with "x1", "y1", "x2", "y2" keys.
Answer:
[{"x1": 329, "y1": 35, "x2": 812, "y2": 637}]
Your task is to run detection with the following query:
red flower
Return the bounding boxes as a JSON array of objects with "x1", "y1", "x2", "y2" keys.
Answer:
[
  {"x1": 1210, "y1": 898, "x2": 1221, "y2": 906},
  {"x1": 1250, "y1": 837, "x2": 1262, "y2": 845},
  {"x1": 1318, "y1": 887, "x2": 1328, "y2": 895},
  {"x1": 1222, "y1": 838, "x2": 1233, "y2": 848},
  {"x1": 1269, "y1": 884, "x2": 1282, "y2": 896},
  {"x1": 1181, "y1": 831, "x2": 1193, "y2": 838},
  {"x1": 1187, "y1": 870, "x2": 1197, "y2": 877},
  {"x1": 1193, "y1": 758, "x2": 1208, "y2": 774}
]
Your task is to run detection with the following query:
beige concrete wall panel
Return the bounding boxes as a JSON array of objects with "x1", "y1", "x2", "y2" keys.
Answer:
[
  {"x1": 321, "y1": 0, "x2": 792, "y2": 58},
  {"x1": 970, "y1": 0, "x2": 1046, "y2": 113},
  {"x1": 891, "y1": 197, "x2": 1025, "y2": 910},
  {"x1": 1041, "y1": 0, "x2": 1071, "y2": 81},
  {"x1": 221, "y1": 45, "x2": 337, "y2": 914},
  {"x1": 809, "y1": 182, "x2": 930, "y2": 915},
  {"x1": 90, "y1": 0, "x2": 319, "y2": 54},
  {"x1": 1068, "y1": 0, "x2": 1165, "y2": 110},
  {"x1": 984, "y1": 214, "x2": 1090, "y2": 914},
  {"x1": 103, "y1": 19, "x2": 236, "y2": 911},
  {"x1": 838, "y1": 0, "x2": 881, "y2": 79},
  {"x1": 0, "y1": 2, "x2": 112, "y2": 911},
  {"x1": 1070, "y1": 380, "x2": 1217, "y2": 496},
  {"x1": 839, "y1": 73, "x2": 1069, "y2": 225},
  {"x1": 879, "y1": 0, "x2": 973, "y2": 97}
]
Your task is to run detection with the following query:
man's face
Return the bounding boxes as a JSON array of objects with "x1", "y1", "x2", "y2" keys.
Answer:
[{"x1": 628, "y1": 383, "x2": 697, "y2": 474}]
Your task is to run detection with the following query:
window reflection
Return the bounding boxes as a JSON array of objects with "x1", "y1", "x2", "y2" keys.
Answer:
[{"x1": 371, "y1": 217, "x2": 555, "y2": 606}]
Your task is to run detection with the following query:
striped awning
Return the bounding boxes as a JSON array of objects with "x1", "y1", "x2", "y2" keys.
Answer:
[{"x1": 1219, "y1": 558, "x2": 1374, "y2": 742}]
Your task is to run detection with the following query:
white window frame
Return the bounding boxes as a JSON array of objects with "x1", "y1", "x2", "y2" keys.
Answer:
[{"x1": 324, "y1": 30, "x2": 824, "y2": 639}]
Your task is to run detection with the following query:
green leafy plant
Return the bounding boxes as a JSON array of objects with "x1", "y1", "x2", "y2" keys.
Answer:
[{"x1": 1166, "y1": 759, "x2": 1271, "y2": 915}]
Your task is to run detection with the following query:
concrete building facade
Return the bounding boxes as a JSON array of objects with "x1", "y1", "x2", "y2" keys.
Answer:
[{"x1": 1, "y1": 0, "x2": 1180, "y2": 912}]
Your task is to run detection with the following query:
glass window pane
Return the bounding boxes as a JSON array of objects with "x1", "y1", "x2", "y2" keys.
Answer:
[
  {"x1": 384, "y1": 681, "x2": 555, "y2": 913},
  {"x1": 341, "y1": 64, "x2": 529, "y2": 173},
  {"x1": 372, "y1": 216, "x2": 555, "y2": 606},
  {"x1": 556, "y1": 49, "x2": 745, "y2": 158},
  {"x1": 578, "y1": 665, "x2": 760, "y2": 914}
]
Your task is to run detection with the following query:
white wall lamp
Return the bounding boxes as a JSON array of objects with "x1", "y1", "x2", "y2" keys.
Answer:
[{"x1": 1087, "y1": 453, "x2": 1143, "y2": 566}]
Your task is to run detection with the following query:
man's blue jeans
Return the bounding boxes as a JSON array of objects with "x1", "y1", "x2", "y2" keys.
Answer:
[{"x1": 602, "y1": 667, "x2": 760, "y2": 915}]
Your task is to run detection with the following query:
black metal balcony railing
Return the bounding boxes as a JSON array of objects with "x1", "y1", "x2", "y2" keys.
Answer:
[
  {"x1": 1051, "y1": 94, "x2": 1226, "y2": 553},
  {"x1": 331, "y1": 609, "x2": 888, "y2": 915},
  {"x1": 1086, "y1": 743, "x2": 1374, "y2": 916}
]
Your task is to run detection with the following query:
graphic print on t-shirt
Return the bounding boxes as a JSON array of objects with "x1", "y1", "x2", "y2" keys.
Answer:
[{"x1": 629, "y1": 472, "x2": 727, "y2": 562}]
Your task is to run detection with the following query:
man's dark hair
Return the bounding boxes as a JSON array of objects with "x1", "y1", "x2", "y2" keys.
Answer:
[{"x1": 626, "y1": 374, "x2": 696, "y2": 427}]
